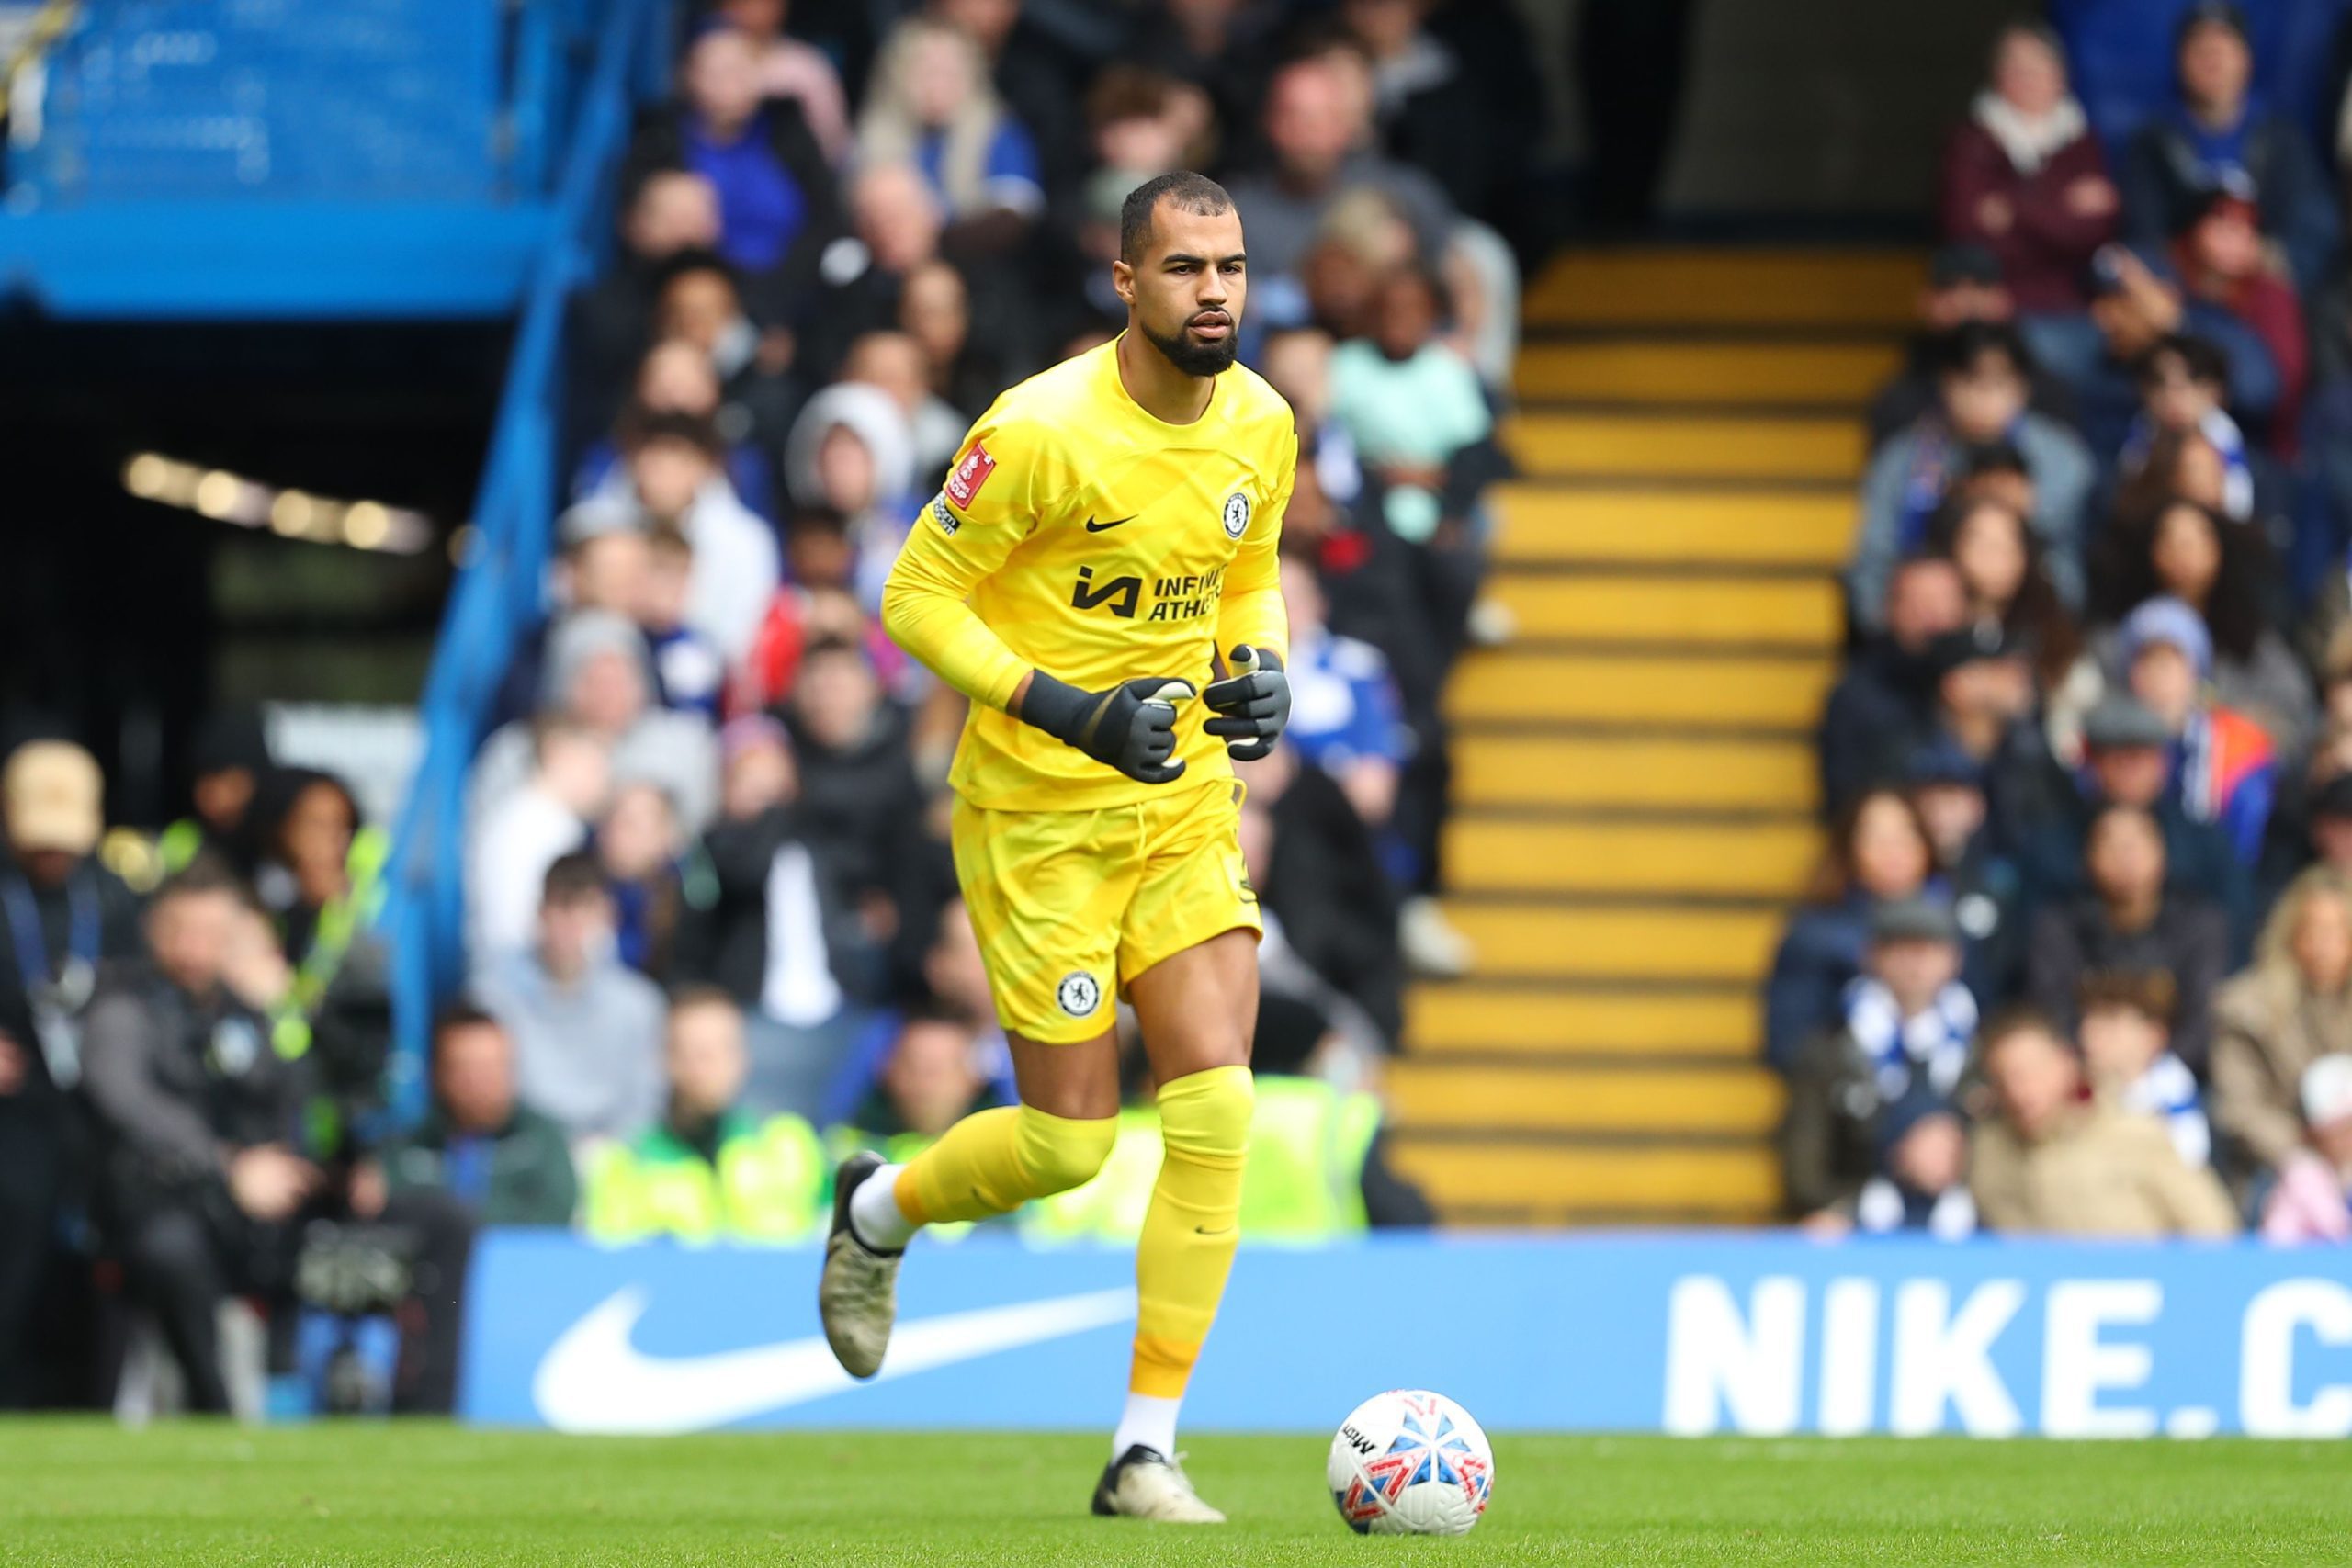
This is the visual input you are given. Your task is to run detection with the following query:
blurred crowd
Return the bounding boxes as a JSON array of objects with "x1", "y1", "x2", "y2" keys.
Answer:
[
  {"x1": 1778, "y1": 4, "x2": 2352, "y2": 1245},
  {"x1": 0, "y1": 0, "x2": 1541, "y2": 1414}
]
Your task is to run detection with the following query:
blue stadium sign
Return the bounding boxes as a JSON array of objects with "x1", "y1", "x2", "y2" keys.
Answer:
[{"x1": 461, "y1": 1232, "x2": 2352, "y2": 1438}]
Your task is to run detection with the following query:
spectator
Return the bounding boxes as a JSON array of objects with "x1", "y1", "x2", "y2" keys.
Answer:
[
  {"x1": 475, "y1": 853, "x2": 666, "y2": 1147},
  {"x1": 1780, "y1": 897, "x2": 1978, "y2": 1237},
  {"x1": 468, "y1": 717, "x2": 609, "y2": 975},
  {"x1": 842, "y1": 1003, "x2": 1004, "y2": 1148},
  {"x1": 366, "y1": 1006, "x2": 578, "y2": 1228},
  {"x1": 2026, "y1": 804, "x2": 2228, "y2": 1073},
  {"x1": 715, "y1": 0, "x2": 853, "y2": 164},
  {"x1": 571, "y1": 339, "x2": 778, "y2": 522},
  {"x1": 583, "y1": 987, "x2": 828, "y2": 1242},
  {"x1": 2076, "y1": 969, "x2": 2211, "y2": 1168},
  {"x1": 671, "y1": 729, "x2": 876, "y2": 1120},
  {"x1": 2309, "y1": 771, "x2": 2352, "y2": 878},
  {"x1": 2077, "y1": 243, "x2": 2279, "y2": 464},
  {"x1": 1939, "y1": 21, "x2": 2118, "y2": 381},
  {"x1": 2017, "y1": 692, "x2": 2250, "y2": 942},
  {"x1": 572, "y1": 170, "x2": 724, "y2": 426},
  {"x1": 2121, "y1": 2, "x2": 2337, "y2": 293},
  {"x1": 1868, "y1": 245, "x2": 2078, "y2": 448},
  {"x1": 842, "y1": 329, "x2": 966, "y2": 478},
  {"x1": 1224, "y1": 53, "x2": 1458, "y2": 286},
  {"x1": 1850, "y1": 322, "x2": 2093, "y2": 626},
  {"x1": 586, "y1": 411, "x2": 782, "y2": 661},
  {"x1": 783, "y1": 382, "x2": 920, "y2": 612},
  {"x1": 0, "y1": 740, "x2": 143, "y2": 1408},
  {"x1": 157, "y1": 706, "x2": 273, "y2": 879},
  {"x1": 650, "y1": 250, "x2": 801, "y2": 452},
  {"x1": 858, "y1": 17, "x2": 1045, "y2": 232},
  {"x1": 597, "y1": 781, "x2": 684, "y2": 981},
  {"x1": 630, "y1": 24, "x2": 841, "y2": 297},
  {"x1": 2211, "y1": 867, "x2": 2352, "y2": 1201},
  {"x1": 1243, "y1": 987, "x2": 1435, "y2": 1234},
  {"x1": 2114, "y1": 334, "x2": 2256, "y2": 522},
  {"x1": 1237, "y1": 742, "x2": 1406, "y2": 1042},
  {"x1": 1765, "y1": 787, "x2": 1937, "y2": 1073},
  {"x1": 2260, "y1": 1055, "x2": 2352, "y2": 1242},
  {"x1": 2095, "y1": 498, "x2": 2312, "y2": 760},
  {"x1": 899, "y1": 257, "x2": 1005, "y2": 421},
  {"x1": 1819, "y1": 557, "x2": 1968, "y2": 815},
  {"x1": 1279, "y1": 554, "x2": 1412, "y2": 830},
  {"x1": 252, "y1": 769, "x2": 391, "y2": 1126},
  {"x1": 471, "y1": 610, "x2": 718, "y2": 840},
  {"x1": 801, "y1": 164, "x2": 952, "y2": 381},
  {"x1": 1905, "y1": 624, "x2": 2052, "y2": 849},
  {"x1": 640, "y1": 525, "x2": 728, "y2": 724},
  {"x1": 1969, "y1": 1009, "x2": 2238, "y2": 1236},
  {"x1": 1905, "y1": 737, "x2": 2025, "y2": 1006},
  {"x1": 928, "y1": 0, "x2": 1089, "y2": 206},
  {"x1": 2173, "y1": 184, "x2": 2307, "y2": 453},
  {"x1": 1341, "y1": 0, "x2": 1510, "y2": 220},
  {"x1": 1924, "y1": 492, "x2": 2083, "y2": 692},
  {"x1": 784, "y1": 636, "x2": 926, "y2": 936},
  {"x1": 1329, "y1": 265, "x2": 1496, "y2": 550},
  {"x1": 2120, "y1": 595, "x2": 2278, "y2": 865}
]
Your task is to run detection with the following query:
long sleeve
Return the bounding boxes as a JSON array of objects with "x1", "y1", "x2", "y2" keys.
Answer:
[
  {"x1": 1846, "y1": 437, "x2": 1912, "y2": 631},
  {"x1": 2209, "y1": 998, "x2": 2308, "y2": 1174},
  {"x1": 81, "y1": 993, "x2": 226, "y2": 1184},
  {"x1": 881, "y1": 499, "x2": 1033, "y2": 714},
  {"x1": 2133, "y1": 1121, "x2": 2242, "y2": 1236},
  {"x1": 1216, "y1": 423, "x2": 1294, "y2": 662}
]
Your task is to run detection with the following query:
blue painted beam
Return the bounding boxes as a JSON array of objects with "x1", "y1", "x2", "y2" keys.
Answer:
[{"x1": 0, "y1": 202, "x2": 555, "y2": 318}]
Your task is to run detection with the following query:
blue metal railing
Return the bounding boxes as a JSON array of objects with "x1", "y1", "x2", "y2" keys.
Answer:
[{"x1": 379, "y1": 0, "x2": 672, "y2": 1127}]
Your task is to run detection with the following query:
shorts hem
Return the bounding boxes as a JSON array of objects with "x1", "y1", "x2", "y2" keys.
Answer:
[{"x1": 1120, "y1": 913, "x2": 1263, "y2": 987}]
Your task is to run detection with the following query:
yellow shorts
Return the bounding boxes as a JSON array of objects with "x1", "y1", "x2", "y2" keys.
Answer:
[{"x1": 951, "y1": 779, "x2": 1261, "y2": 1043}]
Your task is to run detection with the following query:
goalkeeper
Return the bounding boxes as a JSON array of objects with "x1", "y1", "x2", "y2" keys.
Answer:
[{"x1": 816, "y1": 171, "x2": 1294, "y2": 1525}]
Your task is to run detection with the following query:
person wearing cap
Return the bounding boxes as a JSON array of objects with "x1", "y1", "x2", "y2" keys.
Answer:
[
  {"x1": 2172, "y1": 183, "x2": 2305, "y2": 455},
  {"x1": 1866, "y1": 247, "x2": 2080, "y2": 448},
  {"x1": 469, "y1": 608, "x2": 720, "y2": 845},
  {"x1": 2026, "y1": 803, "x2": 2228, "y2": 1074},
  {"x1": 1819, "y1": 558, "x2": 1968, "y2": 818},
  {"x1": 2119, "y1": 593, "x2": 2277, "y2": 866},
  {"x1": 2017, "y1": 689, "x2": 2251, "y2": 947},
  {"x1": 2212, "y1": 867, "x2": 2352, "y2": 1212},
  {"x1": 0, "y1": 739, "x2": 144, "y2": 1407},
  {"x1": 2122, "y1": 1, "x2": 2337, "y2": 294},
  {"x1": 1969, "y1": 1008, "x2": 2238, "y2": 1237},
  {"x1": 1780, "y1": 895, "x2": 1978, "y2": 1237},
  {"x1": 2257, "y1": 1055, "x2": 2352, "y2": 1243},
  {"x1": 1850, "y1": 321, "x2": 2092, "y2": 629},
  {"x1": 1904, "y1": 736, "x2": 2024, "y2": 1005},
  {"x1": 158, "y1": 707, "x2": 274, "y2": 882},
  {"x1": 2076, "y1": 968, "x2": 2211, "y2": 1169},
  {"x1": 1939, "y1": 22, "x2": 2117, "y2": 373}
]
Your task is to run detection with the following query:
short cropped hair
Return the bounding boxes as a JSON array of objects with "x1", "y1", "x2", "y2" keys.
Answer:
[{"x1": 1120, "y1": 171, "x2": 1234, "y2": 265}]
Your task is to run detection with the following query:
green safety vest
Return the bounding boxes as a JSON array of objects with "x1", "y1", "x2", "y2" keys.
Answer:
[
  {"x1": 585, "y1": 1111, "x2": 829, "y2": 1244},
  {"x1": 1023, "y1": 1079, "x2": 1383, "y2": 1244}
]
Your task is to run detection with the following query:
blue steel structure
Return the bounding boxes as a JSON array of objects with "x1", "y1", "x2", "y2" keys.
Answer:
[{"x1": 2, "y1": 0, "x2": 675, "y2": 1124}]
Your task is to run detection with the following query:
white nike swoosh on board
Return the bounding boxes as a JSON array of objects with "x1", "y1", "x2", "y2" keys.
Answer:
[{"x1": 532, "y1": 1285, "x2": 1138, "y2": 1434}]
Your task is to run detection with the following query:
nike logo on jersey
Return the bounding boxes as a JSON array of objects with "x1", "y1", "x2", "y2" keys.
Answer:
[
  {"x1": 531, "y1": 1285, "x2": 1138, "y2": 1433},
  {"x1": 1084, "y1": 514, "x2": 1137, "y2": 532}
]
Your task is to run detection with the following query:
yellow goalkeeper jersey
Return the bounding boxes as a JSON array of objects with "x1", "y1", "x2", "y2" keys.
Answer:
[{"x1": 881, "y1": 335, "x2": 1295, "y2": 812}]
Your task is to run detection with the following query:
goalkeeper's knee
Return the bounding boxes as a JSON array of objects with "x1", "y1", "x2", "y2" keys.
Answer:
[
  {"x1": 1013, "y1": 1103, "x2": 1121, "y2": 1196},
  {"x1": 1156, "y1": 1065, "x2": 1254, "y2": 1172}
]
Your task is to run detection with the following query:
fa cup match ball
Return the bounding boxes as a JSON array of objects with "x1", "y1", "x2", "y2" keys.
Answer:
[{"x1": 1327, "y1": 1389, "x2": 1494, "y2": 1536}]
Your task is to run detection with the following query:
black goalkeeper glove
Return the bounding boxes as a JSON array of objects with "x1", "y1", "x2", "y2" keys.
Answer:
[
  {"x1": 1203, "y1": 645, "x2": 1289, "y2": 761},
  {"x1": 1019, "y1": 672, "x2": 1197, "y2": 784}
]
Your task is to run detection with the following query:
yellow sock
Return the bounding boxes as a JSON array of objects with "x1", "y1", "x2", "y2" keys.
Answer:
[
  {"x1": 1131, "y1": 1065, "x2": 1254, "y2": 1397},
  {"x1": 894, "y1": 1103, "x2": 1118, "y2": 1226}
]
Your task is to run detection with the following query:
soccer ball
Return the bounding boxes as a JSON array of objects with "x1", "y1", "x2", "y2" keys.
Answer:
[{"x1": 1327, "y1": 1389, "x2": 1494, "y2": 1535}]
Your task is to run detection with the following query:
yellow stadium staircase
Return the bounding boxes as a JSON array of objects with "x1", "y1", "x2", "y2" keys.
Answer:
[{"x1": 1383, "y1": 248, "x2": 1925, "y2": 1226}]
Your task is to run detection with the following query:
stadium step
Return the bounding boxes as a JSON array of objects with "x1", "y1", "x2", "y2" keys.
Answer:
[
  {"x1": 1492, "y1": 486, "x2": 1855, "y2": 568},
  {"x1": 1445, "y1": 650, "x2": 1834, "y2": 728},
  {"x1": 1514, "y1": 340, "x2": 1900, "y2": 408},
  {"x1": 1487, "y1": 572, "x2": 1844, "y2": 648},
  {"x1": 1453, "y1": 734, "x2": 1819, "y2": 813},
  {"x1": 1445, "y1": 817, "x2": 1821, "y2": 899},
  {"x1": 1406, "y1": 983, "x2": 1760, "y2": 1060},
  {"x1": 1506, "y1": 412, "x2": 1864, "y2": 483},
  {"x1": 1521, "y1": 248, "x2": 1922, "y2": 332},
  {"x1": 1389, "y1": 244, "x2": 1910, "y2": 1227}
]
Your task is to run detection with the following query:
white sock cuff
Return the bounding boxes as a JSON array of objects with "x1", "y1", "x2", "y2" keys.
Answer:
[{"x1": 848, "y1": 1162, "x2": 917, "y2": 1250}]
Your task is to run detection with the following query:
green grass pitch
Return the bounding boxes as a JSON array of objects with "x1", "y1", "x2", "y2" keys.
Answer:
[{"x1": 6, "y1": 1421, "x2": 2352, "y2": 1565}]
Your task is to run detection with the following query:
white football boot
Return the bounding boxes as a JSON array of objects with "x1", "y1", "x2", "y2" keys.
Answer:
[
  {"x1": 1091, "y1": 1446, "x2": 1227, "y2": 1524},
  {"x1": 818, "y1": 1151, "x2": 901, "y2": 1379}
]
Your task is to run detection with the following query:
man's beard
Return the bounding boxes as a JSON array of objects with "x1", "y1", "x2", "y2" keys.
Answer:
[{"x1": 1143, "y1": 318, "x2": 1237, "y2": 378}]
